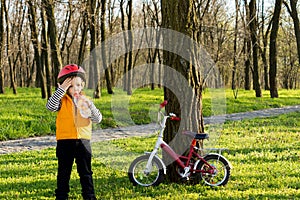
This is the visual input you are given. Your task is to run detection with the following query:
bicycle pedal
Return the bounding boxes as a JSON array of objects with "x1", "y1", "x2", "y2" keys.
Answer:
[{"x1": 180, "y1": 177, "x2": 190, "y2": 182}]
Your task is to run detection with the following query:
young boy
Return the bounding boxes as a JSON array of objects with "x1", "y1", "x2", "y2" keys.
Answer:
[{"x1": 46, "y1": 64, "x2": 102, "y2": 200}]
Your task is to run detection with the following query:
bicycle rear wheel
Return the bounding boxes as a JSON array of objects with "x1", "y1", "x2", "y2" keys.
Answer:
[
  {"x1": 128, "y1": 155, "x2": 164, "y2": 187},
  {"x1": 195, "y1": 154, "x2": 231, "y2": 186}
]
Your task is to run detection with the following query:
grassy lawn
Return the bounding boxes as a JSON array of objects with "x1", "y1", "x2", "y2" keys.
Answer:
[
  {"x1": 0, "y1": 87, "x2": 300, "y2": 141},
  {"x1": 0, "y1": 112, "x2": 299, "y2": 199}
]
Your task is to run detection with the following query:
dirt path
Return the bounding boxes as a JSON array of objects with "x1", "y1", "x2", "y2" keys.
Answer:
[{"x1": 1, "y1": 105, "x2": 300, "y2": 154}]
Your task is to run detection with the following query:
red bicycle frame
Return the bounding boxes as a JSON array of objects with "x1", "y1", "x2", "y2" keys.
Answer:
[{"x1": 160, "y1": 138, "x2": 216, "y2": 174}]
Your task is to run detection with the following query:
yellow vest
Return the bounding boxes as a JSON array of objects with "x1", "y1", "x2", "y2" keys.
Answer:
[{"x1": 56, "y1": 94, "x2": 92, "y2": 140}]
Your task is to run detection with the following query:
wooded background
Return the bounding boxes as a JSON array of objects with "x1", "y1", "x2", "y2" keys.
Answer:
[{"x1": 0, "y1": 0, "x2": 299, "y2": 99}]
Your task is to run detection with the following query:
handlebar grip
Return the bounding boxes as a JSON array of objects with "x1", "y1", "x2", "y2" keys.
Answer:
[
  {"x1": 160, "y1": 100, "x2": 168, "y2": 108},
  {"x1": 170, "y1": 117, "x2": 181, "y2": 121}
]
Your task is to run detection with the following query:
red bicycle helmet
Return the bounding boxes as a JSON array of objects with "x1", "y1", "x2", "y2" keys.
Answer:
[{"x1": 57, "y1": 64, "x2": 86, "y2": 84}]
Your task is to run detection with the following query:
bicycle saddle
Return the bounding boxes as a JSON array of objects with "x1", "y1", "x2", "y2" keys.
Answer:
[
  {"x1": 182, "y1": 131, "x2": 209, "y2": 140},
  {"x1": 195, "y1": 133, "x2": 209, "y2": 140}
]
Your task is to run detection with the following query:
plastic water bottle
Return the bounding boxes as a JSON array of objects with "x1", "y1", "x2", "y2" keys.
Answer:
[{"x1": 73, "y1": 93, "x2": 91, "y2": 118}]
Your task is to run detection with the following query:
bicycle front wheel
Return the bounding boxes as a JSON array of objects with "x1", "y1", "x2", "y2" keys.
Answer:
[
  {"x1": 128, "y1": 155, "x2": 164, "y2": 187},
  {"x1": 195, "y1": 154, "x2": 231, "y2": 186}
]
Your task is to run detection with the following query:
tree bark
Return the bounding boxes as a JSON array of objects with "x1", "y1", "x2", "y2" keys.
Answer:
[
  {"x1": 269, "y1": 0, "x2": 282, "y2": 98},
  {"x1": 41, "y1": 5, "x2": 52, "y2": 99},
  {"x1": 161, "y1": 0, "x2": 205, "y2": 183},
  {"x1": 87, "y1": 0, "x2": 101, "y2": 98},
  {"x1": 259, "y1": 0, "x2": 270, "y2": 90},
  {"x1": 101, "y1": 0, "x2": 113, "y2": 94},
  {"x1": 4, "y1": 0, "x2": 17, "y2": 94},
  {"x1": 42, "y1": 0, "x2": 62, "y2": 87},
  {"x1": 232, "y1": 0, "x2": 239, "y2": 90},
  {"x1": 285, "y1": 0, "x2": 300, "y2": 68},
  {"x1": 249, "y1": 0, "x2": 262, "y2": 97},
  {"x1": 78, "y1": 10, "x2": 88, "y2": 67},
  {"x1": 60, "y1": 2, "x2": 72, "y2": 55},
  {"x1": 27, "y1": 0, "x2": 47, "y2": 98},
  {"x1": 120, "y1": 0, "x2": 128, "y2": 92},
  {"x1": 243, "y1": 0, "x2": 251, "y2": 90},
  {"x1": 127, "y1": 0, "x2": 133, "y2": 95},
  {"x1": 0, "y1": 0, "x2": 5, "y2": 94}
]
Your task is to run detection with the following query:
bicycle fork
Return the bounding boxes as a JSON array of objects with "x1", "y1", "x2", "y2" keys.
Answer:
[
  {"x1": 145, "y1": 139, "x2": 191, "y2": 178},
  {"x1": 144, "y1": 149, "x2": 167, "y2": 175}
]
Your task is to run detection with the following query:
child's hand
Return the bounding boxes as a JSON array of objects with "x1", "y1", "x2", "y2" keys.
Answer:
[
  {"x1": 79, "y1": 95, "x2": 92, "y2": 107},
  {"x1": 58, "y1": 78, "x2": 72, "y2": 91},
  {"x1": 77, "y1": 95, "x2": 92, "y2": 118}
]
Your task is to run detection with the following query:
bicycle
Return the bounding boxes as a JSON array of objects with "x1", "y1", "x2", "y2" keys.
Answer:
[{"x1": 128, "y1": 100, "x2": 232, "y2": 187}]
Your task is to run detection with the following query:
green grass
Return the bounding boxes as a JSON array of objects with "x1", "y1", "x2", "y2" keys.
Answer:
[
  {"x1": 202, "y1": 88, "x2": 300, "y2": 116},
  {"x1": 0, "y1": 112, "x2": 299, "y2": 199},
  {"x1": 0, "y1": 87, "x2": 300, "y2": 140}
]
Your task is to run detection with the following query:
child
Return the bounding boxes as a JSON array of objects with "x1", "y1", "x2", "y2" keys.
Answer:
[{"x1": 46, "y1": 64, "x2": 102, "y2": 200}]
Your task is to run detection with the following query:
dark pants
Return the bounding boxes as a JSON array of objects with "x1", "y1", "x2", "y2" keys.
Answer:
[{"x1": 55, "y1": 139, "x2": 96, "y2": 200}]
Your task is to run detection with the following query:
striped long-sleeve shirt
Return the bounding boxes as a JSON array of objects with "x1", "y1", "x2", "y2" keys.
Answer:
[{"x1": 46, "y1": 87, "x2": 102, "y2": 123}]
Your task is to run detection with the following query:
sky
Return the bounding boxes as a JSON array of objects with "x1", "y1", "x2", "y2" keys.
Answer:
[{"x1": 226, "y1": 0, "x2": 275, "y2": 13}]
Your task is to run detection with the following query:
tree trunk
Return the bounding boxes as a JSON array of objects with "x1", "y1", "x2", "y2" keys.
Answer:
[
  {"x1": 60, "y1": 2, "x2": 72, "y2": 55},
  {"x1": 127, "y1": 0, "x2": 133, "y2": 95},
  {"x1": 269, "y1": 0, "x2": 282, "y2": 98},
  {"x1": 249, "y1": 0, "x2": 262, "y2": 97},
  {"x1": 27, "y1": 1, "x2": 47, "y2": 99},
  {"x1": 15, "y1": 6, "x2": 25, "y2": 88},
  {"x1": 243, "y1": 0, "x2": 251, "y2": 90},
  {"x1": 78, "y1": 11, "x2": 88, "y2": 67},
  {"x1": 232, "y1": 0, "x2": 239, "y2": 90},
  {"x1": 287, "y1": 1, "x2": 300, "y2": 89},
  {"x1": 107, "y1": 0, "x2": 118, "y2": 87},
  {"x1": 120, "y1": 0, "x2": 128, "y2": 91},
  {"x1": 0, "y1": 0, "x2": 5, "y2": 94},
  {"x1": 101, "y1": 0, "x2": 113, "y2": 94},
  {"x1": 286, "y1": 0, "x2": 300, "y2": 67},
  {"x1": 244, "y1": 40, "x2": 251, "y2": 90},
  {"x1": 120, "y1": 6, "x2": 128, "y2": 90},
  {"x1": 161, "y1": 0, "x2": 205, "y2": 183},
  {"x1": 41, "y1": 5, "x2": 52, "y2": 99},
  {"x1": 4, "y1": 1, "x2": 17, "y2": 94},
  {"x1": 87, "y1": 0, "x2": 101, "y2": 98},
  {"x1": 259, "y1": 0, "x2": 270, "y2": 90},
  {"x1": 42, "y1": 0, "x2": 62, "y2": 87}
]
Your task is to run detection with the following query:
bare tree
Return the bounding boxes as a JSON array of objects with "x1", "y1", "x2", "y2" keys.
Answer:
[
  {"x1": 15, "y1": 4, "x2": 26, "y2": 88},
  {"x1": 161, "y1": 0, "x2": 207, "y2": 183},
  {"x1": 284, "y1": 0, "x2": 300, "y2": 67},
  {"x1": 107, "y1": 0, "x2": 121, "y2": 87},
  {"x1": 41, "y1": 4, "x2": 52, "y2": 99},
  {"x1": 27, "y1": 0, "x2": 47, "y2": 98},
  {"x1": 249, "y1": 0, "x2": 262, "y2": 97},
  {"x1": 59, "y1": 2, "x2": 72, "y2": 57},
  {"x1": 143, "y1": 0, "x2": 162, "y2": 90},
  {"x1": 101, "y1": 0, "x2": 114, "y2": 94},
  {"x1": 42, "y1": 0, "x2": 62, "y2": 87},
  {"x1": 269, "y1": 0, "x2": 283, "y2": 98},
  {"x1": 243, "y1": 0, "x2": 251, "y2": 90},
  {"x1": 78, "y1": 7, "x2": 88, "y2": 66},
  {"x1": 88, "y1": 0, "x2": 101, "y2": 98},
  {"x1": 4, "y1": 0, "x2": 17, "y2": 94},
  {"x1": 127, "y1": 0, "x2": 133, "y2": 95},
  {"x1": 258, "y1": 0, "x2": 271, "y2": 90},
  {"x1": 232, "y1": 0, "x2": 239, "y2": 92},
  {"x1": 119, "y1": 0, "x2": 133, "y2": 94},
  {"x1": 120, "y1": 0, "x2": 128, "y2": 91},
  {"x1": 0, "y1": 0, "x2": 5, "y2": 94}
]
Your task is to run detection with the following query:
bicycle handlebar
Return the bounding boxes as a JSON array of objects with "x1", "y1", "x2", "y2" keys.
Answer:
[
  {"x1": 170, "y1": 116, "x2": 181, "y2": 121},
  {"x1": 159, "y1": 101, "x2": 180, "y2": 121},
  {"x1": 160, "y1": 100, "x2": 168, "y2": 109}
]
